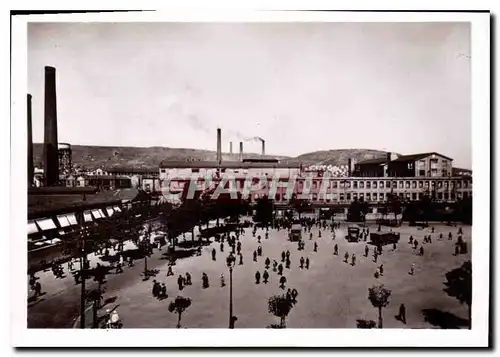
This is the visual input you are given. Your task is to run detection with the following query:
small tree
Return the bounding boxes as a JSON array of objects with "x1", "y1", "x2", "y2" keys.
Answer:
[
  {"x1": 168, "y1": 296, "x2": 192, "y2": 328},
  {"x1": 368, "y1": 284, "x2": 392, "y2": 328},
  {"x1": 268, "y1": 294, "x2": 294, "y2": 328},
  {"x1": 444, "y1": 260, "x2": 472, "y2": 329}
]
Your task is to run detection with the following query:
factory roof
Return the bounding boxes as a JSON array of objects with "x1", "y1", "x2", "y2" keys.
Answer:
[
  {"x1": 27, "y1": 188, "x2": 150, "y2": 219},
  {"x1": 392, "y1": 152, "x2": 453, "y2": 162},
  {"x1": 159, "y1": 160, "x2": 301, "y2": 169},
  {"x1": 355, "y1": 158, "x2": 387, "y2": 165},
  {"x1": 28, "y1": 186, "x2": 99, "y2": 195},
  {"x1": 107, "y1": 167, "x2": 158, "y2": 174}
]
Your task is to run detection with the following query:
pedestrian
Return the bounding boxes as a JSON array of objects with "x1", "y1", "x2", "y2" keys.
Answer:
[
  {"x1": 439, "y1": 232, "x2": 443, "y2": 240},
  {"x1": 344, "y1": 252, "x2": 349, "y2": 263},
  {"x1": 458, "y1": 227, "x2": 463, "y2": 235},
  {"x1": 413, "y1": 240, "x2": 418, "y2": 250},
  {"x1": 115, "y1": 262, "x2": 123, "y2": 274},
  {"x1": 212, "y1": 248, "x2": 216, "y2": 261},
  {"x1": 373, "y1": 252, "x2": 378, "y2": 263},
  {"x1": 300, "y1": 256, "x2": 305, "y2": 269},
  {"x1": 409, "y1": 263, "x2": 415, "y2": 275},
  {"x1": 291, "y1": 288, "x2": 298, "y2": 302},
  {"x1": 318, "y1": 231, "x2": 322, "y2": 238},
  {"x1": 265, "y1": 257, "x2": 270, "y2": 269},
  {"x1": 152, "y1": 280, "x2": 160, "y2": 297},
  {"x1": 374, "y1": 267, "x2": 380, "y2": 279},
  {"x1": 202, "y1": 273, "x2": 209, "y2": 288},
  {"x1": 351, "y1": 254, "x2": 356, "y2": 266},
  {"x1": 279, "y1": 276, "x2": 287, "y2": 289},
  {"x1": 409, "y1": 236, "x2": 413, "y2": 245},
  {"x1": 314, "y1": 242, "x2": 318, "y2": 252},
  {"x1": 239, "y1": 253, "x2": 244, "y2": 265},
  {"x1": 399, "y1": 303, "x2": 406, "y2": 324},
  {"x1": 431, "y1": 227, "x2": 435, "y2": 233},
  {"x1": 454, "y1": 244, "x2": 460, "y2": 256},
  {"x1": 448, "y1": 232, "x2": 453, "y2": 240},
  {"x1": 278, "y1": 263, "x2": 283, "y2": 275},
  {"x1": 379, "y1": 264, "x2": 384, "y2": 276},
  {"x1": 220, "y1": 242, "x2": 224, "y2": 252},
  {"x1": 34, "y1": 281, "x2": 42, "y2": 297},
  {"x1": 265, "y1": 232, "x2": 269, "y2": 239},
  {"x1": 281, "y1": 251, "x2": 286, "y2": 262},
  {"x1": 177, "y1": 275, "x2": 184, "y2": 290},
  {"x1": 286, "y1": 250, "x2": 291, "y2": 259},
  {"x1": 167, "y1": 266, "x2": 174, "y2": 276},
  {"x1": 255, "y1": 271, "x2": 261, "y2": 284},
  {"x1": 185, "y1": 272, "x2": 192, "y2": 285},
  {"x1": 419, "y1": 246, "x2": 424, "y2": 256},
  {"x1": 221, "y1": 274, "x2": 226, "y2": 287},
  {"x1": 285, "y1": 258, "x2": 291, "y2": 269},
  {"x1": 273, "y1": 260, "x2": 278, "y2": 272},
  {"x1": 305, "y1": 257, "x2": 310, "y2": 269},
  {"x1": 263, "y1": 270, "x2": 269, "y2": 284},
  {"x1": 257, "y1": 235, "x2": 261, "y2": 243},
  {"x1": 161, "y1": 283, "x2": 167, "y2": 298},
  {"x1": 364, "y1": 245, "x2": 369, "y2": 257},
  {"x1": 286, "y1": 288, "x2": 292, "y2": 301},
  {"x1": 258, "y1": 246, "x2": 263, "y2": 256},
  {"x1": 334, "y1": 244, "x2": 338, "y2": 255},
  {"x1": 393, "y1": 242, "x2": 397, "y2": 251}
]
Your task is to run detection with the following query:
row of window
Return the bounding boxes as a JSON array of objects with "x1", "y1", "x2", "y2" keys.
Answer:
[
  {"x1": 300, "y1": 179, "x2": 470, "y2": 190},
  {"x1": 266, "y1": 191, "x2": 470, "y2": 202}
]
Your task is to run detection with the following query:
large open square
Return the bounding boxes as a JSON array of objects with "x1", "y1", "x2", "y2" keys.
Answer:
[{"x1": 28, "y1": 220, "x2": 471, "y2": 329}]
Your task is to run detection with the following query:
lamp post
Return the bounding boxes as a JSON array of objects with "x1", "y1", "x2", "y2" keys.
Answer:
[{"x1": 226, "y1": 253, "x2": 236, "y2": 329}]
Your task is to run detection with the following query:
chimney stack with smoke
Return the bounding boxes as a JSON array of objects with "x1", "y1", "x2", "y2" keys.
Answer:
[
  {"x1": 229, "y1": 141, "x2": 233, "y2": 155},
  {"x1": 347, "y1": 158, "x2": 352, "y2": 177},
  {"x1": 43, "y1": 66, "x2": 59, "y2": 186},
  {"x1": 239, "y1": 142, "x2": 243, "y2": 162},
  {"x1": 261, "y1": 139, "x2": 265, "y2": 156},
  {"x1": 27, "y1": 94, "x2": 34, "y2": 187},
  {"x1": 216, "y1": 128, "x2": 222, "y2": 165}
]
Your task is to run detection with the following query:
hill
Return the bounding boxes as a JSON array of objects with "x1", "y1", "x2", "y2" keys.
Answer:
[
  {"x1": 285, "y1": 149, "x2": 392, "y2": 166},
  {"x1": 32, "y1": 144, "x2": 291, "y2": 170},
  {"x1": 33, "y1": 144, "x2": 392, "y2": 170}
]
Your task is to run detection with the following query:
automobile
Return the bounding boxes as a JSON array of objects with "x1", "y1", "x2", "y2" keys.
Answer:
[{"x1": 289, "y1": 224, "x2": 302, "y2": 241}]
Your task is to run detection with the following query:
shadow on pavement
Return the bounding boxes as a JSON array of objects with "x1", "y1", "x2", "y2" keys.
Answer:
[
  {"x1": 356, "y1": 319, "x2": 377, "y2": 329},
  {"x1": 421, "y1": 308, "x2": 468, "y2": 329}
]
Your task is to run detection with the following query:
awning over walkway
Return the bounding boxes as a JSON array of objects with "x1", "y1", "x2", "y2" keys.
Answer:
[{"x1": 35, "y1": 218, "x2": 57, "y2": 231}]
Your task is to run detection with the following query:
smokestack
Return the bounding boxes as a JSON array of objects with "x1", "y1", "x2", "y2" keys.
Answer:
[
  {"x1": 261, "y1": 139, "x2": 265, "y2": 156},
  {"x1": 43, "y1": 66, "x2": 59, "y2": 186},
  {"x1": 239, "y1": 142, "x2": 243, "y2": 161},
  {"x1": 27, "y1": 94, "x2": 34, "y2": 187},
  {"x1": 386, "y1": 152, "x2": 391, "y2": 177},
  {"x1": 348, "y1": 158, "x2": 352, "y2": 177},
  {"x1": 216, "y1": 128, "x2": 222, "y2": 165},
  {"x1": 229, "y1": 141, "x2": 233, "y2": 155}
]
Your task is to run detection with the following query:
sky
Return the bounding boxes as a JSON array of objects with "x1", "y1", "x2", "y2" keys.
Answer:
[{"x1": 27, "y1": 22, "x2": 471, "y2": 168}]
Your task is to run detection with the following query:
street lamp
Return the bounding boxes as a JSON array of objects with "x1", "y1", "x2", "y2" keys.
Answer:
[{"x1": 226, "y1": 253, "x2": 237, "y2": 329}]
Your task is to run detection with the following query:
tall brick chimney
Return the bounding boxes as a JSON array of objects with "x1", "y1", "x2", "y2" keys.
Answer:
[
  {"x1": 43, "y1": 66, "x2": 59, "y2": 186},
  {"x1": 386, "y1": 152, "x2": 391, "y2": 177},
  {"x1": 239, "y1": 142, "x2": 243, "y2": 162},
  {"x1": 347, "y1": 158, "x2": 352, "y2": 176},
  {"x1": 229, "y1": 141, "x2": 233, "y2": 155},
  {"x1": 216, "y1": 128, "x2": 222, "y2": 165},
  {"x1": 27, "y1": 94, "x2": 34, "y2": 187},
  {"x1": 261, "y1": 139, "x2": 265, "y2": 156}
]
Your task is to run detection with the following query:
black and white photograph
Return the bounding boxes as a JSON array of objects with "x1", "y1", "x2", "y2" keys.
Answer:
[{"x1": 9, "y1": 9, "x2": 490, "y2": 348}]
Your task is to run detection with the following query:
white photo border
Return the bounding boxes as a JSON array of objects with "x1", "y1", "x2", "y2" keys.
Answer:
[{"x1": 10, "y1": 10, "x2": 490, "y2": 348}]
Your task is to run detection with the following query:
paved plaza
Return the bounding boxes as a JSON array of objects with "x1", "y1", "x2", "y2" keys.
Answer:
[{"x1": 28, "y1": 220, "x2": 471, "y2": 329}]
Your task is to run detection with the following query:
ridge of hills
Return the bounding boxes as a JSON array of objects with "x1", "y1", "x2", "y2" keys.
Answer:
[{"x1": 32, "y1": 144, "x2": 391, "y2": 170}]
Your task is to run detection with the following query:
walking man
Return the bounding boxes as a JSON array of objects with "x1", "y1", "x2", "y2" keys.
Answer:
[{"x1": 399, "y1": 304, "x2": 407, "y2": 324}]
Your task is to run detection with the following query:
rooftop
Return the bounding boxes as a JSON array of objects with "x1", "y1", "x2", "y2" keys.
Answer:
[
  {"x1": 159, "y1": 160, "x2": 301, "y2": 169},
  {"x1": 392, "y1": 152, "x2": 453, "y2": 162}
]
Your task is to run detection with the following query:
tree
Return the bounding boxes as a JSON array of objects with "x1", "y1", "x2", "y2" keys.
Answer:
[
  {"x1": 268, "y1": 294, "x2": 294, "y2": 328},
  {"x1": 368, "y1": 284, "x2": 392, "y2": 328},
  {"x1": 168, "y1": 296, "x2": 192, "y2": 328},
  {"x1": 444, "y1": 260, "x2": 472, "y2": 328}
]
